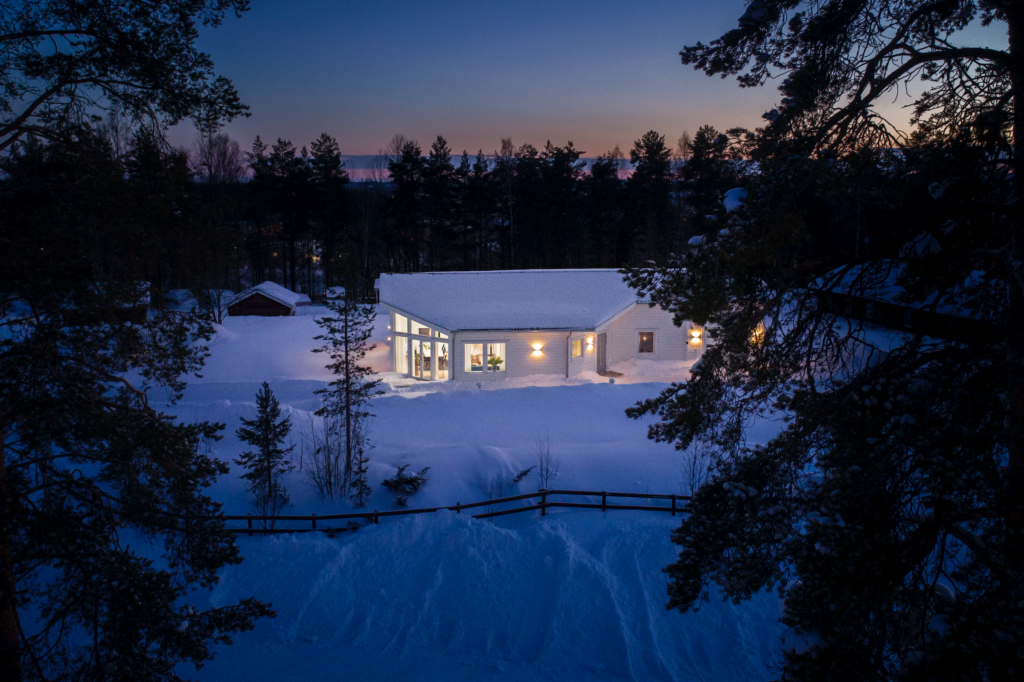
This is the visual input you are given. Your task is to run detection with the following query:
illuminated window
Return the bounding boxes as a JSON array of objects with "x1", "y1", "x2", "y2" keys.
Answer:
[
  {"x1": 395, "y1": 336, "x2": 408, "y2": 374},
  {"x1": 416, "y1": 325, "x2": 431, "y2": 336},
  {"x1": 487, "y1": 343, "x2": 506, "y2": 372},
  {"x1": 638, "y1": 332, "x2": 655, "y2": 354},
  {"x1": 436, "y1": 343, "x2": 449, "y2": 379},
  {"x1": 465, "y1": 343, "x2": 484, "y2": 372},
  {"x1": 572, "y1": 339, "x2": 582, "y2": 358},
  {"x1": 394, "y1": 313, "x2": 408, "y2": 333}
]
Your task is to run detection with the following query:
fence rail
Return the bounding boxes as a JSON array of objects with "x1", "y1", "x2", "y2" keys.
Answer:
[{"x1": 226, "y1": 489, "x2": 691, "y2": 535}]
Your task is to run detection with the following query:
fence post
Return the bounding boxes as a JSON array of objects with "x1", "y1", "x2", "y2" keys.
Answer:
[
  {"x1": 671, "y1": 495, "x2": 676, "y2": 517},
  {"x1": 456, "y1": 501, "x2": 461, "y2": 514},
  {"x1": 601, "y1": 491, "x2": 606, "y2": 512},
  {"x1": 374, "y1": 510, "x2": 379, "y2": 524},
  {"x1": 247, "y1": 515, "x2": 252, "y2": 537},
  {"x1": 541, "y1": 492, "x2": 547, "y2": 517},
  {"x1": 312, "y1": 513, "x2": 316, "y2": 530}
]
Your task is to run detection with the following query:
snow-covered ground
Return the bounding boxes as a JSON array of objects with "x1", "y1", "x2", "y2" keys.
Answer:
[{"x1": 161, "y1": 307, "x2": 784, "y2": 681}]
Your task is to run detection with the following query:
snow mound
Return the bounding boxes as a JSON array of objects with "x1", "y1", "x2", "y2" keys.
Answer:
[
  {"x1": 191, "y1": 512, "x2": 781, "y2": 682},
  {"x1": 723, "y1": 187, "x2": 747, "y2": 213}
]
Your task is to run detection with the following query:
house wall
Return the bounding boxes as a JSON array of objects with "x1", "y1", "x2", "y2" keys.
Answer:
[
  {"x1": 384, "y1": 303, "x2": 704, "y2": 381},
  {"x1": 567, "y1": 331, "x2": 598, "y2": 377},
  {"x1": 600, "y1": 304, "x2": 703, "y2": 366},
  {"x1": 228, "y1": 292, "x2": 293, "y2": 317},
  {"x1": 451, "y1": 330, "x2": 569, "y2": 381}
]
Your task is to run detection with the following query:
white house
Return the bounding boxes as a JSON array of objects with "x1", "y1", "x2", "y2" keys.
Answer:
[{"x1": 375, "y1": 269, "x2": 705, "y2": 381}]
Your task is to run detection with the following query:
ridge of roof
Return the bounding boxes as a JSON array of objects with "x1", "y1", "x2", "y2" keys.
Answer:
[
  {"x1": 376, "y1": 269, "x2": 642, "y2": 331},
  {"x1": 231, "y1": 281, "x2": 304, "y2": 309},
  {"x1": 379, "y1": 268, "x2": 623, "y2": 277}
]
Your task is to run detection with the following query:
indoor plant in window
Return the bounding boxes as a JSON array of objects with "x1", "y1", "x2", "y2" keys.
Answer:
[{"x1": 487, "y1": 355, "x2": 503, "y2": 372}]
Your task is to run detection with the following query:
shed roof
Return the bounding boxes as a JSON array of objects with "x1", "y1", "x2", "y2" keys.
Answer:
[
  {"x1": 230, "y1": 281, "x2": 305, "y2": 310},
  {"x1": 375, "y1": 269, "x2": 644, "y2": 331}
]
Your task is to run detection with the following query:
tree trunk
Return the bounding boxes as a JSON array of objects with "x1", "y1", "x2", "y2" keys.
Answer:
[
  {"x1": 1004, "y1": 2, "x2": 1024, "y2": 577},
  {"x1": 344, "y1": 301, "x2": 352, "y2": 490},
  {"x1": 0, "y1": 434, "x2": 23, "y2": 682}
]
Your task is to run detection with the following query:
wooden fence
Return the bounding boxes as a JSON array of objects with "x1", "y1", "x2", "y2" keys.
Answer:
[{"x1": 226, "y1": 489, "x2": 691, "y2": 536}]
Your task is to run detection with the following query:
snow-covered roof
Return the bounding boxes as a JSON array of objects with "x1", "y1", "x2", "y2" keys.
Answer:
[
  {"x1": 231, "y1": 281, "x2": 306, "y2": 310},
  {"x1": 375, "y1": 269, "x2": 643, "y2": 331},
  {"x1": 820, "y1": 262, "x2": 995, "y2": 320}
]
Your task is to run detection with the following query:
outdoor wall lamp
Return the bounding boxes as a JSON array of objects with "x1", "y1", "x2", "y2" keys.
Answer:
[{"x1": 531, "y1": 342, "x2": 544, "y2": 357}]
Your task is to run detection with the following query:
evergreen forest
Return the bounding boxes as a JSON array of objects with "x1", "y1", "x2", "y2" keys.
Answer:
[{"x1": 5, "y1": 124, "x2": 741, "y2": 304}]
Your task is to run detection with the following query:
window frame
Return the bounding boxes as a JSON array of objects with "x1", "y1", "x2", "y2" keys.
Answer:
[
  {"x1": 461, "y1": 339, "x2": 509, "y2": 376},
  {"x1": 637, "y1": 330, "x2": 656, "y2": 355},
  {"x1": 390, "y1": 310, "x2": 450, "y2": 380},
  {"x1": 571, "y1": 338, "x2": 582, "y2": 358}
]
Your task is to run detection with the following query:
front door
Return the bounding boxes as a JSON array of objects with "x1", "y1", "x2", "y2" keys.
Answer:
[{"x1": 597, "y1": 333, "x2": 607, "y2": 374}]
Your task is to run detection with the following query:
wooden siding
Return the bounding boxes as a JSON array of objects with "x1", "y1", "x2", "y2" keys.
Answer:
[
  {"x1": 227, "y1": 292, "x2": 293, "y2": 317},
  {"x1": 567, "y1": 331, "x2": 598, "y2": 377},
  {"x1": 600, "y1": 304, "x2": 703, "y2": 366},
  {"x1": 451, "y1": 331, "x2": 569, "y2": 381}
]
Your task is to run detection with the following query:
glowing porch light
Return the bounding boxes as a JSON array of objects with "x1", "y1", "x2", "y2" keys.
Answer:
[
  {"x1": 531, "y1": 341, "x2": 544, "y2": 357},
  {"x1": 586, "y1": 336, "x2": 594, "y2": 349},
  {"x1": 689, "y1": 327, "x2": 703, "y2": 344}
]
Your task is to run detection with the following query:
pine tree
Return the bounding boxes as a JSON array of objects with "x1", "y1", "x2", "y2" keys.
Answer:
[
  {"x1": 625, "y1": 2, "x2": 1024, "y2": 680},
  {"x1": 235, "y1": 383, "x2": 295, "y2": 526},
  {"x1": 309, "y1": 133, "x2": 349, "y2": 289},
  {"x1": 627, "y1": 131, "x2": 675, "y2": 263},
  {"x1": 313, "y1": 290, "x2": 383, "y2": 506},
  {"x1": 0, "y1": 4, "x2": 269, "y2": 678}
]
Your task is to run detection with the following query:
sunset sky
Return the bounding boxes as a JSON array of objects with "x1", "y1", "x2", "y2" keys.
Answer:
[{"x1": 173, "y1": 0, "x2": 1006, "y2": 159}]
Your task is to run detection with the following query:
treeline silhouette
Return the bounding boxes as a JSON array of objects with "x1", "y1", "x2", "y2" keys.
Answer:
[{"x1": 2, "y1": 121, "x2": 742, "y2": 302}]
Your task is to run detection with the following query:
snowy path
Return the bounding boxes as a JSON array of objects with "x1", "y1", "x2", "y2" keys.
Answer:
[{"x1": 189, "y1": 512, "x2": 781, "y2": 682}]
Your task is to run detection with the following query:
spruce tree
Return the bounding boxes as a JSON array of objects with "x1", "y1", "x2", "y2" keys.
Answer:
[
  {"x1": 235, "y1": 383, "x2": 295, "y2": 526},
  {"x1": 313, "y1": 290, "x2": 382, "y2": 506}
]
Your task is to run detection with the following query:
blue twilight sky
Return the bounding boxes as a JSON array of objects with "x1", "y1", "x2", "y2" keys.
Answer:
[{"x1": 170, "y1": 0, "x2": 1006, "y2": 159}]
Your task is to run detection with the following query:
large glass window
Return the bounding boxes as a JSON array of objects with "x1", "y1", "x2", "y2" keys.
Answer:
[
  {"x1": 394, "y1": 313, "x2": 408, "y2": 333},
  {"x1": 436, "y1": 343, "x2": 449, "y2": 379},
  {"x1": 638, "y1": 332, "x2": 655, "y2": 354},
  {"x1": 487, "y1": 343, "x2": 506, "y2": 372},
  {"x1": 421, "y1": 340, "x2": 433, "y2": 379},
  {"x1": 572, "y1": 339, "x2": 582, "y2": 358},
  {"x1": 395, "y1": 336, "x2": 408, "y2": 374},
  {"x1": 415, "y1": 324, "x2": 431, "y2": 336},
  {"x1": 412, "y1": 339, "x2": 423, "y2": 378},
  {"x1": 465, "y1": 343, "x2": 484, "y2": 372}
]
